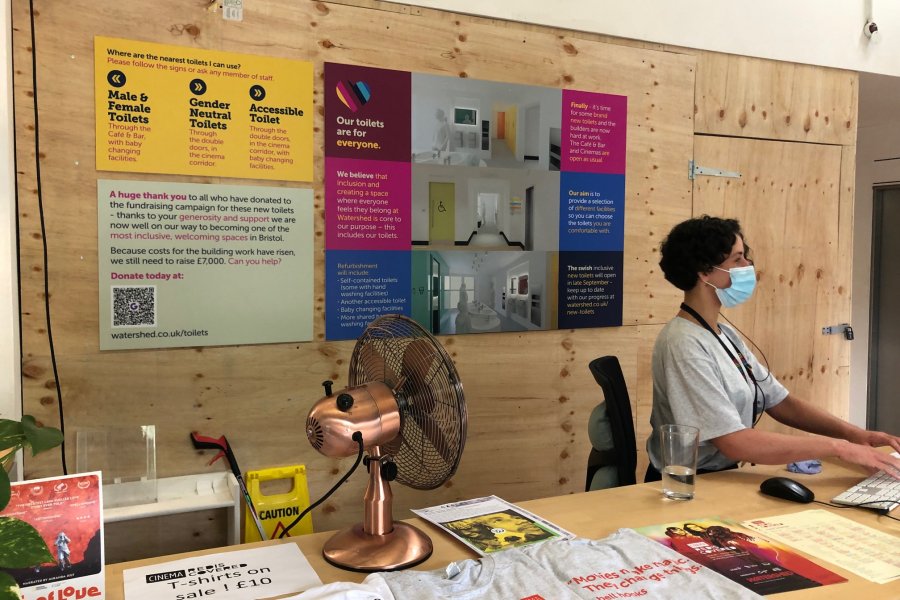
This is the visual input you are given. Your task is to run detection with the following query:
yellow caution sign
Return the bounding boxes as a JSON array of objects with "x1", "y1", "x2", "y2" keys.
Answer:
[{"x1": 243, "y1": 465, "x2": 313, "y2": 542}]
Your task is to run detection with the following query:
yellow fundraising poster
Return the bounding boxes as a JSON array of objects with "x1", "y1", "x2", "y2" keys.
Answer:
[{"x1": 95, "y1": 36, "x2": 313, "y2": 181}]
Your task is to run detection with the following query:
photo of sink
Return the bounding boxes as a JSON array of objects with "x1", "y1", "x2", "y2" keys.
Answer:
[{"x1": 467, "y1": 302, "x2": 501, "y2": 332}]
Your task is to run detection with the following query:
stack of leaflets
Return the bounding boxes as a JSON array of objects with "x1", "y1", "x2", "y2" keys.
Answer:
[{"x1": 412, "y1": 495, "x2": 573, "y2": 555}]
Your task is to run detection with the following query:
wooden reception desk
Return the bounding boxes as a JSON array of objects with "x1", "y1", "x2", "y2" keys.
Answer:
[{"x1": 105, "y1": 457, "x2": 899, "y2": 598}]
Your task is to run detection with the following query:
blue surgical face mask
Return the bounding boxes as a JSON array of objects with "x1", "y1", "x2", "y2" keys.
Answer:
[{"x1": 706, "y1": 265, "x2": 756, "y2": 307}]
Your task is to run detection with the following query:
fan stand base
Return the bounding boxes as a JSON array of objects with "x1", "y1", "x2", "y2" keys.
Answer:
[{"x1": 322, "y1": 521, "x2": 433, "y2": 572}]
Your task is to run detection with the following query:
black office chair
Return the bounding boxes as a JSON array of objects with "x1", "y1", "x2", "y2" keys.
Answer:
[{"x1": 585, "y1": 356, "x2": 638, "y2": 491}]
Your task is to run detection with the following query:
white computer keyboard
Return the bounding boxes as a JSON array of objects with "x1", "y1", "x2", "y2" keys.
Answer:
[{"x1": 832, "y1": 470, "x2": 900, "y2": 512}]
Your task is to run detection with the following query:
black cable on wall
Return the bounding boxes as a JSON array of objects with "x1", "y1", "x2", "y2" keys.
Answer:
[{"x1": 26, "y1": 0, "x2": 67, "y2": 474}]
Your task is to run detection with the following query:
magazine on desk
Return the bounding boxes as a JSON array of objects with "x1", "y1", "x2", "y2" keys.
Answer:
[
  {"x1": 635, "y1": 516, "x2": 846, "y2": 595},
  {"x1": 412, "y1": 495, "x2": 574, "y2": 555},
  {"x1": 0, "y1": 472, "x2": 104, "y2": 600}
]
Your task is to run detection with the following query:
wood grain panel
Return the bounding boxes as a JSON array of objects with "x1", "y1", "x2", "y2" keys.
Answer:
[
  {"x1": 692, "y1": 136, "x2": 849, "y2": 434},
  {"x1": 12, "y1": 0, "x2": 694, "y2": 554},
  {"x1": 695, "y1": 51, "x2": 858, "y2": 145},
  {"x1": 11, "y1": 0, "x2": 857, "y2": 560}
]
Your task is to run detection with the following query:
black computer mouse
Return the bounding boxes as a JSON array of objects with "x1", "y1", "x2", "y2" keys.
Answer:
[{"x1": 759, "y1": 477, "x2": 815, "y2": 503}]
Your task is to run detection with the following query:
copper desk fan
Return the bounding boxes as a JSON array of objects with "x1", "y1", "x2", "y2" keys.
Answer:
[{"x1": 305, "y1": 314, "x2": 467, "y2": 571}]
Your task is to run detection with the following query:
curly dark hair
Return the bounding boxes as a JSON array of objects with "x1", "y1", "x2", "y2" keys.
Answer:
[{"x1": 659, "y1": 216, "x2": 749, "y2": 291}]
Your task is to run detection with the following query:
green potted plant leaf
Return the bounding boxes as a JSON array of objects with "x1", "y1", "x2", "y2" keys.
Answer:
[{"x1": 0, "y1": 416, "x2": 64, "y2": 600}]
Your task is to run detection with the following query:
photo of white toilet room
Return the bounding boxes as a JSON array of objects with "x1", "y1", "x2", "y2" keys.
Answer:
[
  {"x1": 411, "y1": 72, "x2": 563, "y2": 171},
  {"x1": 410, "y1": 250, "x2": 557, "y2": 335}
]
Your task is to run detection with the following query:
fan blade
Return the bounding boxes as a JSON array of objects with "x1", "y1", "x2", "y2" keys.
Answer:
[
  {"x1": 399, "y1": 338, "x2": 456, "y2": 469},
  {"x1": 356, "y1": 339, "x2": 402, "y2": 387},
  {"x1": 401, "y1": 338, "x2": 440, "y2": 403},
  {"x1": 410, "y1": 408, "x2": 455, "y2": 467}
]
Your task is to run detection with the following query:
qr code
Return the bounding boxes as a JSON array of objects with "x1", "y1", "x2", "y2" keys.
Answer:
[{"x1": 112, "y1": 286, "x2": 157, "y2": 327}]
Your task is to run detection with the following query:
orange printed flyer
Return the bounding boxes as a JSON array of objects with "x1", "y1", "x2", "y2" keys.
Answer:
[
  {"x1": 0, "y1": 472, "x2": 104, "y2": 600},
  {"x1": 636, "y1": 516, "x2": 845, "y2": 595}
]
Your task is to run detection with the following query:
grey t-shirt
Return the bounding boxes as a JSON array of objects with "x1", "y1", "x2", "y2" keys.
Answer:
[
  {"x1": 647, "y1": 317, "x2": 788, "y2": 471},
  {"x1": 378, "y1": 530, "x2": 759, "y2": 599},
  {"x1": 377, "y1": 546, "x2": 579, "y2": 599},
  {"x1": 521, "y1": 529, "x2": 761, "y2": 599}
]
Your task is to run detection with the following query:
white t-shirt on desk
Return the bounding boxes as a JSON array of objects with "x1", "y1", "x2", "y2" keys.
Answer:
[
  {"x1": 286, "y1": 529, "x2": 760, "y2": 600},
  {"x1": 281, "y1": 578, "x2": 394, "y2": 600}
]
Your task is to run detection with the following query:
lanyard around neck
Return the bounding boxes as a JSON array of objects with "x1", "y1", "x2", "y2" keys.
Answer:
[{"x1": 680, "y1": 303, "x2": 761, "y2": 424}]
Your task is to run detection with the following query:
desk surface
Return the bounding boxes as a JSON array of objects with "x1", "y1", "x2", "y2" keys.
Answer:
[{"x1": 105, "y1": 458, "x2": 899, "y2": 599}]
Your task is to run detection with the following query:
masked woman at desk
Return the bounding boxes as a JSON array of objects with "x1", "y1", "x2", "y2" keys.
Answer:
[{"x1": 645, "y1": 216, "x2": 900, "y2": 482}]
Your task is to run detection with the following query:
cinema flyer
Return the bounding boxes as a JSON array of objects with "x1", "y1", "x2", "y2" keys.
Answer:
[
  {"x1": 0, "y1": 472, "x2": 104, "y2": 600},
  {"x1": 636, "y1": 517, "x2": 845, "y2": 595}
]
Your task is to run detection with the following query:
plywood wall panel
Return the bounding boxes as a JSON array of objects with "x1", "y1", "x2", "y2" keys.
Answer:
[
  {"x1": 13, "y1": 0, "x2": 695, "y2": 547},
  {"x1": 12, "y1": 0, "x2": 857, "y2": 559},
  {"x1": 692, "y1": 137, "x2": 850, "y2": 435},
  {"x1": 695, "y1": 51, "x2": 858, "y2": 145}
]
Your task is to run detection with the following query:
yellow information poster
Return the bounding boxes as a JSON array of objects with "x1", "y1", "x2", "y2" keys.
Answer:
[{"x1": 95, "y1": 36, "x2": 313, "y2": 181}]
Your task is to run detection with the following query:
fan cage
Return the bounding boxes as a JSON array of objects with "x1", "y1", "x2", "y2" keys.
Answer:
[{"x1": 349, "y1": 315, "x2": 466, "y2": 490}]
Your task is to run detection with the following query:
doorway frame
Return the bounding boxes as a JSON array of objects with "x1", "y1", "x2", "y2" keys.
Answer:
[{"x1": 866, "y1": 184, "x2": 897, "y2": 430}]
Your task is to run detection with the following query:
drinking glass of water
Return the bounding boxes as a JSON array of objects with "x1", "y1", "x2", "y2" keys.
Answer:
[{"x1": 659, "y1": 424, "x2": 699, "y2": 500}]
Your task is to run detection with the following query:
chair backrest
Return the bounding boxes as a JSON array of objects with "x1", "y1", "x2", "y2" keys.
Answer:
[{"x1": 586, "y1": 356, "x2": 637, "y2": 490}]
